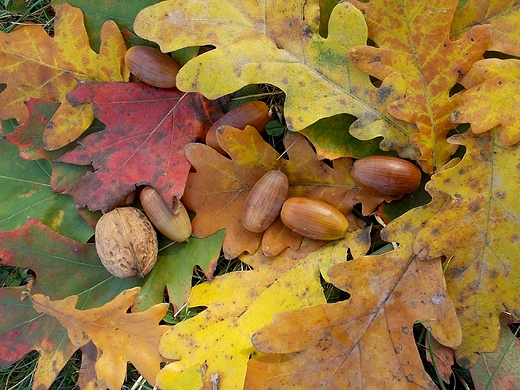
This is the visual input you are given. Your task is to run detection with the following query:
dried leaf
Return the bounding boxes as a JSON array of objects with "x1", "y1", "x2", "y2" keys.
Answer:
[
  {"x1": 414, "y1": 130, "x2": 520, "y2": 367},
  {"x1": 134, "y1": 0, "x2": 419, "y2": 160},
  {"x1": 451, "y1": 58, "x2": 520, "y2": 146},
  {"x1": 58, "y1": 81, "x2": 223, "y2": 212},
  {"x1": 183, "y1": 126, "x2": 393, "y2": 259},
  {"x1": 156, "y1": 228, "x2": 370, "y2": 390},
  {"x1": 5, "y1": 98, "x2": 96, "y2": 193},
  {"x1": 0, "y1": 3, "x2": 128, "y2": 150},
  {"x1": 31, "y1": 287, "x2": 169, "y2": 389},
  {"x1": 347, "y1": 0, "x2": 490, "y2": 172},
  {"x1": 470, "y1": 314, "x2": 520, "y2": 390},
  {"x1": 51, "y1": 0, "x2": 163, "y2": 51},
  {"x1": 452, "y1": 0, "x2": 520, "y2": 57},
  {"x1": 425, "y1": 336, "x2": 456, "y2": 383},
  {"x1": 0, "y1": 219, "x2": 141, "y2": 388},
  {"x1": 248, "y1": 186, "x2": 461, "y2": 389}
]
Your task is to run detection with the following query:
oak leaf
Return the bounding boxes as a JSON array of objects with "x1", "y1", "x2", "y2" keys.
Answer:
[
  {"x1": 58, "y1": 81, "x2": 223, "y2": 212},
  {"x1": 0, "y1": 119, "x2": 93, "y2": 241},
  {"x1": 0, "y1": 3, "x2": 128, "y2": 150},
  {"x1": 134, "y1": 0, "x2": 420, "y2": 160},
  {"x1": 414, "y1": 130, "x2": 520, "y2": 367},
  {"x1": 51, "y1": 0, "x2": 163, "y2": 52},
  {"x1": 451, "y1": 58, "x2": 520, "y2": 146},
  {"x1": 0, "y1": 219, "x2": 142, "y2": 388},
  {"x1": 248, "y1": 185, "x2": 461, "y2": 389},
  {"x1": 183, "y1": 126, "x2": 395, "y2": 259},
  {"x1": 469, "y1": 314, "x2": 520, "y2": 390},
  {"x1": 5, "y1": 98, "x2": 97, "y2": 194},
  {"x1": 156, "y1": 227, "x2": 371, "y2": 390},
  {"x1": 347, "y1": 0, "x2": 490, "y2": 172},
  {"x1": 452, "y1": 0, "x2": 520, "y2": 57},
  {"x1": 31, "y1": 287, "x2": 169, "y2": 389},
  {"x1": 134, "y1": 230, "x2": 226, "y2": 312}
]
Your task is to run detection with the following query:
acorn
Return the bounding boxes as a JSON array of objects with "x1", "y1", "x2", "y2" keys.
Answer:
[
  {"x1": 95, "y1": 207, "x2": 158, "y2": 278},
  {"x1": 140, "y1": 186, "x2": 192, "y2": 242},
  {"x1": 280, "y1": 197, "x2": 348, "y2": 241},
  {"x1": 124, "y1": 46, "x2": 180, "y2": 88},
  {"x1": 206, "y1": 101, "x2": 272, "y2": 154},
  {"x1": 350, "y1": 156, "x2": 421, "y2": 196},
  {"x1": 242, "y1": 170, "x2": 289, "y2": 233}
]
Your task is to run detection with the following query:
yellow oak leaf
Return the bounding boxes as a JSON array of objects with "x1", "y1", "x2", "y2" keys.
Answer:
[
  {"x1": 183, "y1": 125, "x2": 398, "y2": 259},
  {"x1": 248, "y1": 186, "x2": 461, "y2": 389},
  {"x1": 31, "y1": 287, "x2": 169, "y2": 389},
  {"x1": 347, "y1": 0, "x2": 491, "y2": 172},
  {"x1": 156, "y1": 228, "x2": 371, "y2": 390},
  {"x1": 452, "y1": 0, "x2": 520, "y2": 57},
  {"x1": 134, "y1": 0, "x2": 419, "y2": 160},
  {"x1": 451, "y1": 58, "x2": 520, "y2": 146},
  {"x1": 414, "y1": 130, "x2": 520, "y2": 367},
  {"x1": 0, "y1": 3, "x2": 128, "y2": 150}
]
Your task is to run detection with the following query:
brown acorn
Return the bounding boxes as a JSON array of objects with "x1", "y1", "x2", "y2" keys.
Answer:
[
  {"x1": 280, "y1": 197, "x2": 348, "y2": 241},
  {"x1": 242, "y1": 170, "x2": 289, "y2": 233},
  {"x1": 140, "y1": 186, "x2": 192, "y2": 242},
  {"x1": 124, "y1": 46, "x2": 180, "y2": 88},
  {"x1": 206, "y1": 101, "x2": 272, "y2": 154},
  {"x1": 95, "y1": 207, "x2": 158, "y2": 278},
  {"x1": 350, "y1": 156, "x2": 421, "y2": 196}
]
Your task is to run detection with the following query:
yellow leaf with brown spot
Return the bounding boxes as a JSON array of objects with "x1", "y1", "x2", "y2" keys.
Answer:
[
  {"x1": 31, "y1": 287, "x2": 169, "y2": 390},
  {"x1": 156, "y1": 227, "x2": 371, "y2": 390},
  {"x1": 451, "y1": 58, "x2": 520, "y2": 146},
  {"x1": 0, "y1": 3, "x2": 128, "y2": 150},
  {"x1": 248, "y1": 186, "x2": 461, "y2": 389},
  {"x1": 134, "y1": 0, "x2": 420, "y2": 160},
  {"x1": 414, "y1": 130, "x2": 520, "y2": 367},
  {"x1": 452, "y1": 0, "x2": 520, "y2": 57},
  {"x1": 347, "y1": 0, "x2": 490, "y2": 172}
]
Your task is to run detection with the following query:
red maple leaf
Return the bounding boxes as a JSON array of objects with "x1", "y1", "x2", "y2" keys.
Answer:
[{"x1": 59, "y1": 81, "x2": 224, "y2": 212}]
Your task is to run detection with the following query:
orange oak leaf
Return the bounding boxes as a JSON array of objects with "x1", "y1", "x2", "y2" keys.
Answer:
[
  {"x1": 248, "y1": 184, "x2": 461, "y2": 389},
  {"x1": 155, "y1": 227, "x2": 371, "y2": 390},
  {"x1": 58, "y1": 81, "x2": 223, "y2": 212},
  {"x1": 414, "y1": 130, "x2": 520, "y2": 367},
  {"x1": 347, "y1": 0, "x2": 491, "y2": 172},
  {"x1": 0, "y1": 3, "x2": 128, "y2": 150},
  {"x1": 452, "y1": 0, "x2": 520, "y2": 57},
  {"x1": 451, "y1": 58, "x2": 520, "y2": 146},
  {"x1": 183, "y1": 126, "x2": 398, "y2": 259},
  {"x1": 134, "y1": 0, "x2": 421, "y2": 161},
  {"x1": 31, "y1": 287, "x2": 169, "y2": 389}
]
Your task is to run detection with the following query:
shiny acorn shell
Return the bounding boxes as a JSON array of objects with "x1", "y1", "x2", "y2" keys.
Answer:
[
  {"x1": 124, "y1": 46, "x2": 180, "y2": 88},
  {"x1": 140, "y1": 186, "x2": 192, "y2": 242},
  {"x1": 242, "y1": 170, "x2": 289, "y2": 233},
  {"x1": 350, "y1": 156, "x2": 421, "y2": 196},
  {"x1": 280, "y1": 197, "x2": 348, "y2": 241},
  {"x1": 206, "y1": 101, "x2": 272, "y2": 155}
]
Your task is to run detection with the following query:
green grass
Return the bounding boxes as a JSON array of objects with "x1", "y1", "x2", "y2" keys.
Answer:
[{"x1": 0, "y1": 0, "x2": 54, "y2": 34}]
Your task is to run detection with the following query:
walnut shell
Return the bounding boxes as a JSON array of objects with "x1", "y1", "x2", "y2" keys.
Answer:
[{"x1": 95, "y1": 207, "x2": 158, "y2": 278}]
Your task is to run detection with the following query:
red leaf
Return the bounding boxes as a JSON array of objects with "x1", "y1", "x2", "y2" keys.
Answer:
[
  {"x1": 5, "y1": 98, "x2": 94, "y2": 193},
  {"x1": 0, "y1": 219, "x2": 141, "y2": 387},
  {"x1": 59, "y1": 81, "x2": 224, "y2": 212}
]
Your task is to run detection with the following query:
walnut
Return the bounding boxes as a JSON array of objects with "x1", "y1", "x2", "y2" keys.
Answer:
[{"x1": 95, "y1": 207, "x2": 158, "y2": 278}]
